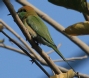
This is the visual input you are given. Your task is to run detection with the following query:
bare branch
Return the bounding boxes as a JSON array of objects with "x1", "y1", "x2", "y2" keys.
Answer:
[
  {"x1": 82, "y1": 13, "x2": 89, "y2": 21},
  {"x1": 0, "y1": 43, "x2": 40, "y2": 59},
  {"x1": 53, "y1": 55, "x2": 88, "y2": 62},
  {"x1": 0, "y1": 43, "x2": 26, "y2": 55},
  {"x1": 82, "y1": 2, "x2": 89, "y2": 21},
  {"x1": 16, "y1": 0, "x2": 89, "y2": 55}
]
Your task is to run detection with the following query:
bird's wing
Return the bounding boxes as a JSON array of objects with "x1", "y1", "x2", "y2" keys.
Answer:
[{"x1": 26, "y1": 15, "x2": 55, "y2": 46}]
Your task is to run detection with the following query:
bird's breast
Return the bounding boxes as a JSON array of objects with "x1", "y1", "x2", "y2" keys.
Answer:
[{"x1": 24, "y1": 20, "x2": 37, "y2": 38}]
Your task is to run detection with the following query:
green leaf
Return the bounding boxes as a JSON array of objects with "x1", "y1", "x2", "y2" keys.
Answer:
[
  {"x1": 63, "y1": 21, "x2": 89, "y2": 36},
  {"x1": 48, "y1": 0, "x2": 89, "y2": 15}
]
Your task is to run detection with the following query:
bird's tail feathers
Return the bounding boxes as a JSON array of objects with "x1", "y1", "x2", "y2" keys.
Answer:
[{"x1": 51, "y1": 45, "x2": 76, "y2": 72}]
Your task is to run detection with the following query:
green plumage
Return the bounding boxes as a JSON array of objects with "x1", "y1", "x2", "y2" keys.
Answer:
[{"x1": 18, "y1": 6, "x2": 74, "y2": 70}]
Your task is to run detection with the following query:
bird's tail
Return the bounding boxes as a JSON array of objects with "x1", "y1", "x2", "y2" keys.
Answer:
[{"x1": 51, "y1": 45, "x2": 75, "y2": 72}]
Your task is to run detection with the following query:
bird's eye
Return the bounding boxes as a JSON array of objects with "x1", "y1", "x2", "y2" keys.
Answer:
[
  {"x1": 17, "y1": 9, "x2": 26, "y2": 14},
  {"x1": 21, "y1": 9, "x2": 26, "y2": 12}
]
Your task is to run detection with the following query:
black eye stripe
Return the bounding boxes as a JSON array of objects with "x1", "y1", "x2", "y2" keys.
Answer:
[
  {"x1": 17, "y1": 9, "x2": 27, "y2": 13},
  {"x1": 21, "y1": 9, "x2": 26, "y2": 12}
]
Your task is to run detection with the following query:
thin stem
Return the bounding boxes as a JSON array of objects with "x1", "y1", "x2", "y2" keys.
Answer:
[{"x1": 53, "y1": 55, "x2": 88, "y2": 62}]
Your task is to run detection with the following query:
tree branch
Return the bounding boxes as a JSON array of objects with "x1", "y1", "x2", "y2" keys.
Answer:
[
  {"x1": 53, "y1": 55, "x2": 87, "y2": 62},
  {"x1": 82, "y1": 2, "x2": 89, "y2": 21},
  {"x1": 0, "y1": 43, "x2": 26, "y2": 55}
]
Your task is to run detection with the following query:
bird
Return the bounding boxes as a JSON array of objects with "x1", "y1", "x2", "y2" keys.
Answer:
[{"x1": 17, "y1": 6, "x2": 74, "y2": 70}]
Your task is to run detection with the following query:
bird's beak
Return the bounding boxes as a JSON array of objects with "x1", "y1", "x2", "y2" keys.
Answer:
[
  {"x1": 7, "y1": 13, "x2": 11, "y2": 16},
  {"x1": 7, "y1": 12, "x2": 18, "y2": 16}
]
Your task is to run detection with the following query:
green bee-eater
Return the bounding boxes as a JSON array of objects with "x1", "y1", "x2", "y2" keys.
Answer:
[{"x1": 17, "y1": 6, "x2": 74, "y2": 70}]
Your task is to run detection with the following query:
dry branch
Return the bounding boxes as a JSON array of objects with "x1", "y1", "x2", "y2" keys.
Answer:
[{"x1": 53, "y1": 55, "x2": 87, "y2": 62}]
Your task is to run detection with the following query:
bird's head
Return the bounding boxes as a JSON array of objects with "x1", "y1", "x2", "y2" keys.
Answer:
[{"x1": 17, "y1": 6, "x2": 36, "y2": 20}]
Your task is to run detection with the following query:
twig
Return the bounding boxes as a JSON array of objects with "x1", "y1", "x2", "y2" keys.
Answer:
[
  {"x1": 82, "y1": 13, "x2": 89, "y2": 21},
  {"x1": 53, "y1": 55, "x2": 88, "y2": 62},
  {"x1": 0, "y1": 43, "x2": 26, "y2": 55},
  {"x1": 1, "y1": 30, "x2": 50, "y2": 77},
  {"x1": 15, "y1": 0, "x2": 89, "y2": 55},
  {"x1": 3, "y1": 0, "x2": 62, "y2": 74},
  {"x1": 82, "y1": 2, "x2": 89, "y2": 21}
]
